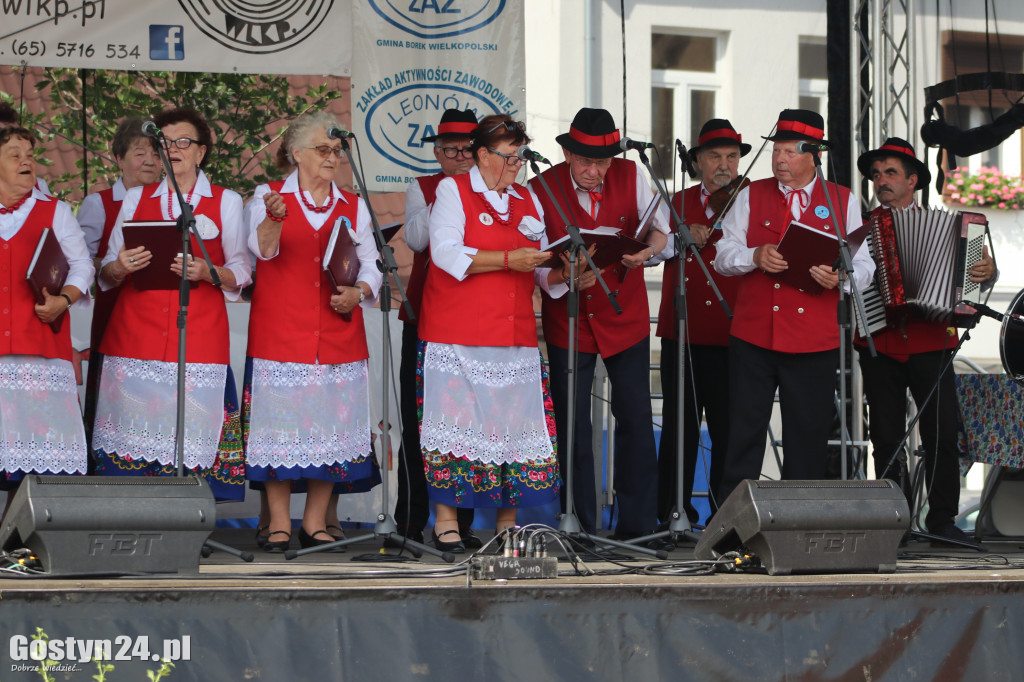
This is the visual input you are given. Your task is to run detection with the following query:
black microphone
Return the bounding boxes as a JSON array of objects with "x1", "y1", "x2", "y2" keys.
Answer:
[
  {"x1": 795, "y1": 141, "x2": 827, "y2": 154},
  {"x1": 675, "y1": 138, "x2": 697, "y2": 179},
  {"x1": 620, "y1": 137, "x2": 655, "y2": 152},
  {"x1": 516, "y1": 145, "x2": 550, "y2": 165},
  {"x1": 141, "y1": 121, "x2": 163, "y2": 138},
  {"x1": 326, "y1": 125, "x2": 354, "y2": 140},
  {"x1": 961, "y1": 301, "x2": 1005, "y2": 323}
]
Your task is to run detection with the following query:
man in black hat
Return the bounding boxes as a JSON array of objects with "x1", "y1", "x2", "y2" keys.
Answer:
[
  {"x1": 655, "y1": 119, "x2": 747, "y2": 524},
  {"x1": 713, "y1": 109, "x2": 875, "y2": 503},
  {"x1": 395, "y1": 108, "x2": 480, "y2": 547},
  {"x1": 531, "y1": 107, "x2": 669, "y2": 537},
  {"x1": 856, "y1": 137, "x2": 995, "y2": 546}
]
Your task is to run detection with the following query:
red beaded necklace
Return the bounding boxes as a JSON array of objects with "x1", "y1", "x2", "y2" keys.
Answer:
[
  {"x1": 0, "y1": 191, "x2": 32, "y2": 215},
  {"x1": 481, "y1": 192, "x2": 520, "y2": 227},
  {"x1": 167, "y1": 186, "x2": 196, "y2": 218},
  {"x1": 299, "y1": 187, "x2": 335, "y2": 214}
]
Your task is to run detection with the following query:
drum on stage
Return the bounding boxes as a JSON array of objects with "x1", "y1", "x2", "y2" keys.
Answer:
[{"x1": 999, "y1": 287, "x2": 1024, "y2": 385}]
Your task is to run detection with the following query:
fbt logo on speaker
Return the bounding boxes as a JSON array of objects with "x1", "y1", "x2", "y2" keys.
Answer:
[{"x1": 8, "y1": 634, "x2": 191, "y2": 665}]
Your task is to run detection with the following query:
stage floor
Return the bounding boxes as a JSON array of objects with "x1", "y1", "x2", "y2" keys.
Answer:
[{"x1": 4, "y1": 530, "x2": 1024, "y2": 681}]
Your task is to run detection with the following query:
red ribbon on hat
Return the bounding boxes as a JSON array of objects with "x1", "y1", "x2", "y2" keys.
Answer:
[
  {"x1": 879, "y1": 143, "x2": 916, "y2": 158},
  {"x1": 698, "y1": 128, "x2": 742, "y2": 146},
  {"x1": 569, "y1": 126, "x2": 621, "y2": 146},
  {"x1": 777, "y1": 120, "x2": 824, "y2": 138},
  {"x1": 438, "y1": 121, "x2": 477, "y2": 136}
]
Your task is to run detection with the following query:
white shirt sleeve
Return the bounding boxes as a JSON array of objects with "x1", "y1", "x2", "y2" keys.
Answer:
[
  {"x1": 428, "y1": 177, "x2": 476, "y2": 281},
  {"x1": 76, "y1": 192, "x2": 106, "y2": 259},
  {"x1": 403, "y1": 179, "x2": 431, "y2": 253},
  {"x1": 246, "y1": 183, "x2": 274, "y2": 261},
  {"x1": 844, "y1": 196, "x2": 875, "y2": 291},
  {"x1": 98, "y1": 187, "x2": 143, "y2": 291},
  {"x1": 354, "y1": 197, "x2": 383, "y2": 307},
  {"x1": 635, "y1": 168, "x2": 671, "y2": 236},
  {"x1": 216, "y1": 189, "x2": 252, "y2": 301},
  {"x1": 713, "y1": 186, "x2": 755, "y2": 276},
  {"x1": 53, "y1": 200, "x2": 95, "y2": 300}
]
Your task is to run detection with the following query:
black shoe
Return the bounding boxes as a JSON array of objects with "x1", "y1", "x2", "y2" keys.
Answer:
[
  {"x1": 928, "y1": 523, "x2": 984, "y2": 550},
  {"x1": 255, "y1": 526, "x2": 269, "y2": 549},
  {"x1": 460, "y1": 528, "x2": 483, "y2": 550},
  {"x1": 263, "y1": 530, "x2": 291, "y2": 553},
  {"x1": 432, "y1": 529, "x2": 465, "y2": 554},
  {"x1": 299, "y1": 527, "x2": 345, "y2": 551}
]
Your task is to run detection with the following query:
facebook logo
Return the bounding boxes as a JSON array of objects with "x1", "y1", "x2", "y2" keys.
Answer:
[{"x1": 149, "y1": 25, "x2": 184, "y2": 60}]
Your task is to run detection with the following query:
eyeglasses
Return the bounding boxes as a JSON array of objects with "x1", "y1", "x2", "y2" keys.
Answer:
[
  {"x1": 486, "y1": 147, "x2": 523, "y2": 166},
  {"x1": 166, "y1": 137, "x2": 202, "y2": 150},
  {"x1": 306, "y1": 144, "x2": 343, "y2": 159},
  {"x1": 486, "y1": 120, "x2": 526, "y2": 135},
  {"x1": 439, "y1": 146, "x2": 474, "y2": 159}
]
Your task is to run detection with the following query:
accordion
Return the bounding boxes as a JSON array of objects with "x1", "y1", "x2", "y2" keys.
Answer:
[{"x1": 857, "y1": 207, "x2": 988, "y2": 336}]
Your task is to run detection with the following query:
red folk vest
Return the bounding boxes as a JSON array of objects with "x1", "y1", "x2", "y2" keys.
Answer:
[
  {"x1": 656, "y1": 185, "x2": 741, "y2": 344},
  {"x1": 89, "y1": 187, "x2": 123, "y2": 350},
  {"x1": 100, "y1": 185, "x2": 229, "y2": 364},
  {"x1": 400, "y1": 172, "x2": 444, "y2": 325},
  {"x1": 247, "y1": 183, "x2": 369, "y2": 364},
  {"x1": 0, "y1": 199, "x2": 71, "y2": 361},
  {"x1": 533, "y1": 158, "x2": 649, "y2": 357},
  {"x1": 729, "y1": 177, "x2": 852, "y2": 353},
  {"x1": 418, "y1": 174, "x2": 542, "y2": 348}
]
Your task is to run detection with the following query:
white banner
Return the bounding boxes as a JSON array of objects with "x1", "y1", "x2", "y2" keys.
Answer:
[
  {"x1": 0, "y1": 0, "x2": 352, "y2": 75},
  {"x1": 351, "y1": 0, "x2": 525, "y2": 192}
]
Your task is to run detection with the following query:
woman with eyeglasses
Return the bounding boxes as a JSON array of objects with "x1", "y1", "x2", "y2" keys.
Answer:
[
  {"x1": 242, "y1": 112, "x2": 381, "y2": 552},
  {"x1": 93, "y1": 107, "x2": 251, "y2": 499},
  {"x1": 417, "y1": 113, "x2": 563, "y2": 553}
]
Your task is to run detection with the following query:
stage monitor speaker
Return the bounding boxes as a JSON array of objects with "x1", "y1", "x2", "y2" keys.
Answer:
[
  {"x1": 0, "y1": 475, "x2": 216, "y2": 575},
  {"x1": 977, "y1": 467, "x2": 1024, "y2": 539},
  {"x1": 695, "y1": 479, "x2": 909, "y2": 576}
]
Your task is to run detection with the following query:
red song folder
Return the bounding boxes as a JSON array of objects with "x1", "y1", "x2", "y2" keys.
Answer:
[
  {"x1": 25, "y1": 227, "x2": 70, "y2": 333},
  {"x1": 122, "y1": 220, "x2": 198, "y2": 291}
]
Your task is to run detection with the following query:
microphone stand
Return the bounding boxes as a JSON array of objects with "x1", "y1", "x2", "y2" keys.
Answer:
[
  {"x1": 287, "y1": 134, "x2": 450, "y2": 562},
  {"x1": 151, "y1": 134, "x2": 251, "y2": 562},
  {"x1": 528, "y1": 158, "x2": 665, "y2": 560},
  {"x1": 875, "y1": 305, "x2": 988, "y2": 551},
  {"x1": 807, "y1": 150, "x2": 875, "y2": 484},
  {"x1": 617, "y1": 145, "x2": 731, "y2": 549}
]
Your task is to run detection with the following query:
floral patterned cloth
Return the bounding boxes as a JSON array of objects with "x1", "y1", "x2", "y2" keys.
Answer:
[
  {"x1": 956, "y1": 373, "x2": 1024, "y2": 475},
  {"x1": 419, "y1": 341, "x2": 560, "y2": 508}
]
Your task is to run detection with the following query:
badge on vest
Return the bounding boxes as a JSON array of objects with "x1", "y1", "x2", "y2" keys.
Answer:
[
  {"x1": 814, "y1": 205, "x2": 830, "y2": 220},
  {"x1": 479, "y1": 212, "x2": 494, "y2": 226}
]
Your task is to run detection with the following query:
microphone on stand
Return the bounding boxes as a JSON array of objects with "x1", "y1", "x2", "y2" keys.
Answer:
[
  {"x1": 517, "y1": 145, "x2": 551, "y2": 165},
  {"x1": 326, "y1": 125, "x2": 355, "y2": 140},
  {"x1": 795, "y1": 141, "x2": 827, "y2": 154},
  {"x1": 675, "y1": 139, "x2": 697, "y2": 179},
  {"x1": 141, "y1": 121, "x2": 163, "y2": 138},
  {"x1": 620, "y1": 137, "x2": 655, "y2": 152}
]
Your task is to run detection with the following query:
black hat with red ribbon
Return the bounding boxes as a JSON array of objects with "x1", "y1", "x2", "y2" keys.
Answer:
[
  {"x1": 421, "y1": 109, "x2": 478, "y2": 142},
  {"x1": 763, "y1": 109, "x2": 830, "y2": 146},
  {"x1": 856, "y1": 137, "x2": 931, "y2": 190},
  {"x1": 556, "y1": 107, "x2": 622, "y2": 159},
  {"x1": 689, "y1": 118, "x2": 751, "y2": 160}
]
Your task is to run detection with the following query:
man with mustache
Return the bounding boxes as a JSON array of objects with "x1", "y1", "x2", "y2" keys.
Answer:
[
  {"x1": 713, "y1": 109, "x2": 874, "y2": 502},
  {"x1": 655, "y1": 119, "x2": 746, "y2": 526},
  {"x1": 856, "y1": 137, "x2": 995, "y2": 546}
]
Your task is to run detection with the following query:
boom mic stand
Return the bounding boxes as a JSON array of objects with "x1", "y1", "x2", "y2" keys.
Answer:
[
  {"x1": 616, "y1": 144, "x2": 731, "y2": 549},
  {"x1": 527, "y1": 158, "x2": 665, "y2": 560},
  {"x1": 806, "y1": 149, "x2": 875, "y2": 483},
  {"x1": 875, "y1": 303, "x2": 991, "y2": 551},
  {"x1": 287, "y1": 132, "x2": 451, "y2": 562},
  {"x1": 151, "y1": 132, "x2": 251, "y2": 562}
]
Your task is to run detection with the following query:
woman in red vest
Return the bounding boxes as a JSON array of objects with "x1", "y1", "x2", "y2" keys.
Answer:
[
  {"x1": 0, "y1": 127, "x2": 93, "y2": 511},
  {"x1": 78, "y1": 117, "x2": 161, "y2": 452},
  {"x1": 417, "y1": 114, "x2": 561, "y2": 553},
  {"x1": 244, "y1": 112, "x2": 382, "y2": 552},
  {"x1": 92, "y1": 108, "x2": 251, "y2": 499}
]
